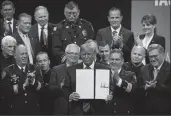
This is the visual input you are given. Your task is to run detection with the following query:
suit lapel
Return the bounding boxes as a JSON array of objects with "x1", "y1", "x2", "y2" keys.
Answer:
[{"x1": 106, "y1": 27, "x2": 113, "y2": 46}]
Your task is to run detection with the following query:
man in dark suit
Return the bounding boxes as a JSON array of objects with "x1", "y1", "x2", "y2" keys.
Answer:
[
  {"x1": 63, "y1": 42, "x2": 113, "y2": 115},
  {"x1": 109, "y1": 49, "x2": 137, "y2": 115},
  {"x1": 0, "y1": 44, "x2": 43, "y2": 115},
  {"x1": 29, "y1": 6, "x2": 57, "y2": 67},
  {"x1": 49, "y1": 43, "x2": 80, "y2": 115},
  {"x1": 52, "y1": 1, "x2": 94, "y2": 65},
  {"x1": 12, "y1": 13, "x2": 34, "y2": 64},
  {"x1": 140, "y1": 44, "x2": 171, "y2": 114},
  {"x1": 0, "y1": 0, "x2": 17, "y2": 46},
  {"x1": 96, "y1": 7, "x2": 134, "y2": 62}
]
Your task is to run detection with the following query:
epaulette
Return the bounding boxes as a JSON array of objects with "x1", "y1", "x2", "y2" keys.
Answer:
[{"x1": 80, "y1": 18, "x2": 91, "y2": 24}]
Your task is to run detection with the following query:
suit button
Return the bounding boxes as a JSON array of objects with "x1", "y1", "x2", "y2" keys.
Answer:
[
  {"x1": 25, "y1": 101, "x2": 27, "y2": 103},
  {"x1": 24, "y1": 93, "x2": 27, "y2": 96}
]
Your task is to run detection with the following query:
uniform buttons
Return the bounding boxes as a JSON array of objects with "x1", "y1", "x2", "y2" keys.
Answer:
[
  {"x1": 128, "y1": 111, "x2": 130, "y2": 113},
  {"x1": 24, "y1": 93, "x2": 27, "y2": 96},
  {"x1": 25, "y1": 101, "x2": 27, "y2": 103},
  {"x1": 74, "y1": 42, "x2": 76, "y2": 44},
  {"x1": 114, "y1": 103, "x2": 116, "y2": 105},
  {"x1": 114, "y1": 110, "x2": 116, "y2": 113},
  {"x1": 10, "y1": 105, "x2": 12, "y2": 108},
  {"x1": 74, "y1": 36, "x2": 76, "y2": 38}
]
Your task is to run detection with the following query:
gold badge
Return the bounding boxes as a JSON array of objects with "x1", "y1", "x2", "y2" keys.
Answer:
[{"x1": 82, "y1": 30, "x2": 87, "y2": 36}]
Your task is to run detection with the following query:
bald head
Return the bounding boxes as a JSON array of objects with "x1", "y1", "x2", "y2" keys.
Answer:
[
  {"x1": 15, "y1": 44, "x2": 28, "y2": 67},
  {"x1": 131, "y1": 45, "x2": 146, "y2": 64}
]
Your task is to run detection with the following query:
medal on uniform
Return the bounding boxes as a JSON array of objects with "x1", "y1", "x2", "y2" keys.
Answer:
[{"x1": 82, "y1": 29, "x2": 87, "y2": 36}]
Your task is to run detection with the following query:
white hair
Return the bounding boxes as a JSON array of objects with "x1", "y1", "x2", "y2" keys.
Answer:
[
  {"x1": 65, "y1": 43, "x2": 80, "y2": 53},
  {"x1": 34, "y1": 6, "x2": 49, "y2": 17},
  {"x1": 1, "y1": 35, "x2": 17, "y2": 46}
]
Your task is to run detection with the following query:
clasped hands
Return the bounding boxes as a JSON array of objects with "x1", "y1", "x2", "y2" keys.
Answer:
[
  {"x1": 23, "y1": 71, "x2": 36, "y2": 90},
  {"x1": 69, "y1": 92, "x2": 113, "y2": 102},
  {"x1": 145, "y1": 80, "x2": 157, "y2": 90}
]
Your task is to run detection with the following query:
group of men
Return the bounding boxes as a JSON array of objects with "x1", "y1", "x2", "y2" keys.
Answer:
[{"x1": 0, "y1": 0, "x2": 170, "y2": 115}]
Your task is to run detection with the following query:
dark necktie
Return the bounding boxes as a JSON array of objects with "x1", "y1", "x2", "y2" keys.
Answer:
[
  {"x1": 40, "y1": 26, "x2": 44, "y2": 46},
  {"x1": 83, "y1": 65, "x2": 91, "y2": 113},
  {"x1": 7, "y1": 21, "x2": 12, "y2": 35},
  {"x1": 21, "y1": 67, "x2": 25, "y2": 73}
]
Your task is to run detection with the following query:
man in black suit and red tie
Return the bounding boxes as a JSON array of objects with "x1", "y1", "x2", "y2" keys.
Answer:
[
  {"x1": 63, "y1": 42, "x2": 113, "y2": 115},
  {"x1": 140, "y1": 44, "x2": 171, "y2": 114},
  {"x1": 29, "y1": 6, "x2": 57, "y2": 67},
  {"x1": 0, "y1": 0, "x2": 17, "y2": 46},
  {"x1": 96, "y1": 7, "x2": 134, "y2": 62}
]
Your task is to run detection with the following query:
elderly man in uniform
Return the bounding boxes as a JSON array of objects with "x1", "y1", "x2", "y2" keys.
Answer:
[
  {"x1": 123, "y1": 45, "x2": 146, "y2": 114},
  {"x1": 0, "y1": 44, "x2": 43, "y2": 115},
  {"x1": 52, "y1": 1, "x2": 94, "y2": 65},
  {"x1": 109, "y1": 49, "x2": 137, "y2": 115}
]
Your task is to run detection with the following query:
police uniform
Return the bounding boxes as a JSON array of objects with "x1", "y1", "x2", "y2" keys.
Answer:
[
  {"x1": 111, "y1": 69, "x2": 137, "y2": 115},
  {"x1": 123, "y1": 62, "x2": 145, "y2": 114},
  {"x1": 0, "y1": 63, "x2": 43, "y2": 115},
  {"x1": 52, "y1": 18, "x2": 94, "y2": 65}
]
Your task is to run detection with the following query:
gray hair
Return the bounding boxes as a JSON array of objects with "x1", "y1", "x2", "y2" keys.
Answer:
[
  {"x1": 147, "y1": 44, "x2": 164, "y2": 54},
  {"x1": 65, "y1": 43, "x2": 80, "y2": 53},
  {"x1": 131, "y1": 45, "x2": 146, "y2": 57},
  {"x1": 1, "y1": 35, "x2": 17, "y2": 46},
  {"x1": 34, "y1": 6, "x2": 49, "y2": 17},
  {"x1": 85, "y1": 39, "x2": 99, "y2": 54}
]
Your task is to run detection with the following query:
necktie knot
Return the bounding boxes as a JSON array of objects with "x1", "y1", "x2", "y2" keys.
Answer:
[
  {"x1": 112, "y1": 31, "x2": 117, "y2": 36},
  {"x1": 85, "y1": 65, "x2": 91, "y2": 69},
  {"x1": 8, "y1": 21, "x2": 12, "y2": 25},
  {"x1": 41, "y1": 26, "x2": 44, "y2": 30},
  {"x1": 21, "y1": 67, "x2": 25, "y2": 73}
]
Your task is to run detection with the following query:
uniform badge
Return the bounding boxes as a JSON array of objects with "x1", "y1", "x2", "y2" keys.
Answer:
[
  {"x1": 82, "y1": 29, "x2": 87, "y2": 36},
  {"x1": 1, "y1": 71, "x2": 6, "y2": 79},
  {"x1": 53, "y1": 27, "x2": 57, "y2": 31},
  {"x1": 79, "y1": 25, "x2": 82, "y2": 28}
]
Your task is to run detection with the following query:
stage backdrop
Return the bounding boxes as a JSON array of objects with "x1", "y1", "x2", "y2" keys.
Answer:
[{"x1": 1, "y1": 0, "x2": 131, "y2": 34}]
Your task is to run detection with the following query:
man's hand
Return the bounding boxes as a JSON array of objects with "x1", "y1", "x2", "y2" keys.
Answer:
[
  {"x1": 23, "y1": 78, "x2": 29, "y2": 90},
  {"x1": 69, "y1": 92, "x2": 80, "y2": 101},
  {"x1": 145, "y1": 81, "x2": 157, "y2": 90},
  {"x1": 113, "y1": 71, "x2": 120, "y2": 83},
  {"x1": 105, "y1": 92, "x2": 113, "y2": 102}
]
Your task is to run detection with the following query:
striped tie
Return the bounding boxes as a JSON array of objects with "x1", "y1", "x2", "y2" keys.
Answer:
[{"x1": 83, "y1": 101, "x2": 90, "y2": 113}]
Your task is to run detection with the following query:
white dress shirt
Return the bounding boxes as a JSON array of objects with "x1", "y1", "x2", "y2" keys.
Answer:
[{"x1": 38, "y1": 24, "x2": 48, "y2": 42}]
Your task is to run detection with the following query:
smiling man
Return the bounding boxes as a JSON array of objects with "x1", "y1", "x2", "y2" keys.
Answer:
[
  {"x1": 29, "y1": 6, "x2": 57, "y2": 67},
  {"x1": 96, "y1": 7, "x2": 134, "y2": 62}
]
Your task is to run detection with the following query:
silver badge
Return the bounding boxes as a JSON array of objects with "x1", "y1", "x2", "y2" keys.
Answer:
[{"x1": 82, "y1": 30, "x2": 87, "y2": 36}]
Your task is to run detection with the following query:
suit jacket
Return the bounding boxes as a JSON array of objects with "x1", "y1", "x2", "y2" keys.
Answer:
[
  {"x1": 139, "y1": 34, "x2": 165, "y2": 64},
  {"x1": 140, "y1": 61, "x2": 171, "y2": 114},
  {"x1": 0, "y1": 63, "x2": 43, "y2": 115},
  {"x1": 0, "y1": 18, "x2": 18, "y2": 50},
  {"x1": 110, "y1": 68, "x2": 137, "y2": 115},
  {"x1": 96, "y1": 26, "x2": 134, "y2": 62},
  {"x1": 49, "y1": 64, "x2": 68, "y2": 115},
  {"x1": 63, "y1": 62, "x2": 112, "y2": 115},
  {"x1": 29, "y1": 23, "x2": 56, "y2": 67}
]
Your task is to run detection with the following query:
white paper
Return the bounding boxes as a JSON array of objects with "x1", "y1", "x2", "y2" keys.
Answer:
[
  {"x1": 95, "y1": 69, "x2": 110, "y2": 99},
  {"x1": 76, "y1": 69, "x2": 94, "y2": 99}
]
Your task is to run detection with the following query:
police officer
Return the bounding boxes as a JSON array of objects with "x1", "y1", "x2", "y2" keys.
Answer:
[
  {"x1": 122, "y1": 45, "x2": 146, "y2": 114},
  {"x1": 52, "y1": 1, "x2": 94, "y2": 65},
  {"x1": 0, "y1": 44, "x2": 43, "y2": 115}
]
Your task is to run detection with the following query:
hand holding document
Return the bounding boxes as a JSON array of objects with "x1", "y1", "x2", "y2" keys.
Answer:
[{"x1": 76, "y1": 69, "x2": 110, "y2": 100}]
